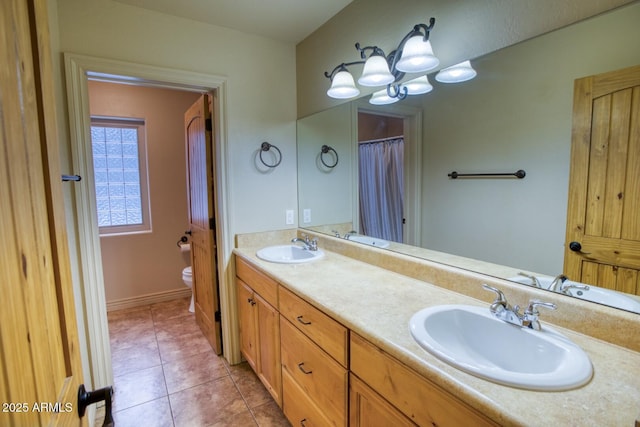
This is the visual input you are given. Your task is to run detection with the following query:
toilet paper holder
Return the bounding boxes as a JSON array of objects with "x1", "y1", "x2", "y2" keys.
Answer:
[{"x1": 176, "y1": 235, "x2": 189, "y2": 248}]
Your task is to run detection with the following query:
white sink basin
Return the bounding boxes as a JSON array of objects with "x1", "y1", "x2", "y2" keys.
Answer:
[
  {"x1": 509, "y1": 275, "x2": 640, "y2": 314},
  {"x1": 347, "y1": 235, "x2": 390, "y2": 248},
  {"x1": 409, "y1": 305, "x2": 593, "y2": 391},
  {"x1": 256, "y1": 245, "x2": 324, "y2": 264}
]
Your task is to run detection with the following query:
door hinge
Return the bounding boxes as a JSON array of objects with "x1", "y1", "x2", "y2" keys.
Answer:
[
  {"x1": 209, "y1": 217, "x2": 215, "y2": 230},
  {"x1": 214, "y1": 311, "x2": 221, "y2": 322},
  {"x1": 205, "y1": 118, "x2": 212, "y2": 131}
]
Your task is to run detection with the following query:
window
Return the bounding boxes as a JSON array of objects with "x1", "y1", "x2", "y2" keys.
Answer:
[{"x1": 91, "y1": 117, "x2": 151, "y2": 235}]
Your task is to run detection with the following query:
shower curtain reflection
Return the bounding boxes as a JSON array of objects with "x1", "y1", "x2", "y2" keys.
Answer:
[{"x1": 358, "y1": 137, "x2": 404, "y2": 243}]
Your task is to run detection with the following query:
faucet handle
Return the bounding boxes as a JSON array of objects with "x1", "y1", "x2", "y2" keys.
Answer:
[
  {"x1": 523, "y1": 300, "x2": 556, "y2": 330},
  {"x1": 482, "y1": 284, "x2": 510, "y2": 315},
  {"x1": 308, "y1": 238, "x2": 318, "y2": 251},
  {"x1": 524, "y1": 300, "x2": 557, "y2": 315},
  {"x1": 482, "y1": 284, "x2": 507, "y2": 304},
  {"x1": 559, "y1": 282, "x2": 589, "y2": 294}
]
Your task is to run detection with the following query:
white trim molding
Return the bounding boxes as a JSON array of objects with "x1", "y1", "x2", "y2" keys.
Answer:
[{"x1": 63, "y1": 53, "x2": 238, "y2": 389}]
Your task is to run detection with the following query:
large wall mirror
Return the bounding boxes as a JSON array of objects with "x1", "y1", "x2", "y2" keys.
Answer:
[{"x1": 297, "y1": 3, "x2": 640, "y2": 314}]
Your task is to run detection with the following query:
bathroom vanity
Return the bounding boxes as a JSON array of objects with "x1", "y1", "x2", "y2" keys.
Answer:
[{"x1": 234, "y1": 231, "x2": 640, "y2": 426}]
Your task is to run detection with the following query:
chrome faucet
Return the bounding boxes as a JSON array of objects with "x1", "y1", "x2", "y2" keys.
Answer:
[
  {"x1": 482, "y1": 284, "x2": 557, "y2": 330},
  {"x1": 343, "y1": 230, "x2": 357, "y2": 239},
  {"x1": 517, "y1": 272, "x2": 542, "y2": 288},
  {"x1": 291, "y1": 235, "x2": 318, "y2": 251},
  {"x1": 548, "y1": 274, "x2": 568, "y2": 292},
  {"x1": 547, "y1": 274, "x2": 590, "y2": 295},
  {"x1": 558, "y1": 282, "x2": 590, "y2": 295}
]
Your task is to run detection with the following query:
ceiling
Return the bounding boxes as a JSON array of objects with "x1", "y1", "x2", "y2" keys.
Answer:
[{"x1": 113, "y1": 0, "x2": 354, "y2": 43}]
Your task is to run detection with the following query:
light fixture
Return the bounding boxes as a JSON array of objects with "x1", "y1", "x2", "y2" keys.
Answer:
[
  {"x1": 395, "y1": 39, "x2": 438, "y2": 73},
  {"x1": 326, "y1": 66, "x2": 360, "y2": 99},
  {"x1": 435, "y1": 60, "x2": 477, "y2": 83},
  {"x1": 404, "y1": 75, "x2": 433, "y2": 95},
  {"x1": 358, "y1": 52, "x2": 395, "y2": 86},
  {"x1": 325, "y1": 18, "x2": 441, "y2": 104},
  {"x1": 369, "y1": 89, "x2": 401, "y2": 105}
]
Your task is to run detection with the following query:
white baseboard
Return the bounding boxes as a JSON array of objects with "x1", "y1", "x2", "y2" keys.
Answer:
[{"x1": 106, "y1": 288, "x2": 192, "y2": 312}]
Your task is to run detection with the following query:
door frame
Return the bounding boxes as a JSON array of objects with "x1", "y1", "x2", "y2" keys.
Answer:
[
  {"x1": 64, "y1": 53, "x2": 235, "y2": 387},
  {"x1": 353, "y1": 101, "x2": 423, "y2": 246}
]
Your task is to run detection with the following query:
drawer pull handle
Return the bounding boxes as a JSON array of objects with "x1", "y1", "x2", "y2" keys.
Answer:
[
  {"x1": 247, "y1": 298, "x2": 256, "y2": 306},
  {"x1": 296, "y1": 315, "x2": 311, "y2": 325},
  {"x1": 297, "y1": 362, "x2": 313, "y2": 375},
  {"x1": 300, "y1": 419, "x2": 307, "y2": 427}
]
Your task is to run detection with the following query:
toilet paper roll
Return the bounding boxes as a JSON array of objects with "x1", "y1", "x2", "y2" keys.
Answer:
[{"x1": 179, "y1": 243, "x2": 191, "y2": 252}]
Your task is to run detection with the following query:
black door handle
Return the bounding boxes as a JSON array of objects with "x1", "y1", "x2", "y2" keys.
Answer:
[
  {"x1": 78, "y1": 384, "x2": 113, "y2": 427},
  {"x1": 569, "y1": 241, "x2": 591, "y2": 254}
]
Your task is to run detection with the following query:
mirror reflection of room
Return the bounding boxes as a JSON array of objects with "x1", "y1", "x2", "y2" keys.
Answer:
[{"x1": 297, "y1": 2, "x2": 640, "y2": 314}]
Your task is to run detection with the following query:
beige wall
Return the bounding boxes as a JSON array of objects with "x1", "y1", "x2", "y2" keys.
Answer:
[
  {"x1": 88, "y1": 81, "x2": 199, "y2": 302},
  {"x1": 54, "y1": 0, "x2": 298, "y2": 258},
  {"x1": 297, "y1": 0, "x2": 636, "y2": 117}
]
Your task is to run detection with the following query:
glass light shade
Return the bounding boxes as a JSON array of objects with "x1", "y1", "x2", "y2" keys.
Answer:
[
  {"x1": 358, "y1": 55, "x2": 395, "y2": 87},
  {"x1": 395, "y1": 37, "x2": 439, "y2": 73},
  {"x1": 404, "y1": 75, "x2": 433, "y2": 95},
  {"x1": 327, "y1": 70, "x2": 360, "y2": 99},
  {"x1": 369, "y1": 89, "x2": 400, "y2": 105},
  {"x1": 435, "y1": 60, "x2": 477, "y2": 83}
]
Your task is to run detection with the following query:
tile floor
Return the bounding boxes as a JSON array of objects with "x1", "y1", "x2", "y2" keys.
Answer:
[{"x1": 106, "y1": 297, "x2": 290, "y2": 427}]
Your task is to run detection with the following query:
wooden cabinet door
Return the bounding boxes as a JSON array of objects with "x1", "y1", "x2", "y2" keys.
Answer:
[
  {"x1": 237, "y1": 279, "x2": 258, "y2": 372},
  {"x1": 255, "y1": 293, "x2": 282, "y2": 406},
  {"x1": 0, "y1": 0, "x2": 86, "y2": 425},
  {"x1": 565, "y1": 64, "x2": 640, "y2": 296},
  {"x1": 350, "y1": 375, "x2": 416, "y2": 427},
  {"x1": 236, "y1": 275, "x2": 281, "y2": 405}
]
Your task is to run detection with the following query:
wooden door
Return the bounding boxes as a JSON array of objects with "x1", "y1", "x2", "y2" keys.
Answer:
[
  {"x1": 185, "y1": 94, "x2": 222, "y2": 354},
  {"x1": 0, "y1": 0, "x2": 87, "y2": 425},
  {"x1": 564, "y1": 64, "x2": 640, "y2": 296}
]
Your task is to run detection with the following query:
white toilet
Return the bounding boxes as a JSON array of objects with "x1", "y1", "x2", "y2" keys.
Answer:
[{"x1": 182, "y1": 266, "x2": 195, "y2": 313}]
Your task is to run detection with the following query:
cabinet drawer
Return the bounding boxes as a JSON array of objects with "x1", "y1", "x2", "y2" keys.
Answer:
[
  {"x1": 281, "y1": 317, "x2": 347, "y2": 426},
  {"x1": 282, "y1": 370, "x2": 333, "y2": 427},
  {"x1": 236, "y1": 257, "x2": 278, "y2": 307},
  {"x1": 350, "y1": 333, "x2": 498, "y2": 427},
  {"x1": 279, "y1": 286, "x2": 348, "y2": 367}
]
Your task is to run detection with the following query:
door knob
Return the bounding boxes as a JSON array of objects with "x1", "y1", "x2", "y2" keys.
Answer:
[
  {"x1": 569, "y1": 241, "x2": 590, "y2": 254},
  {"x1": 78, "y1": 384, "x2": 113, "y2": 426}
]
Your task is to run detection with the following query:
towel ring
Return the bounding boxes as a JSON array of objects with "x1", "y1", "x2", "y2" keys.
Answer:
[
  {"x1": 259, "y1": 142, "x2": 282, "y2": 168},
  {"x1": 320, "y1": 145, "x2": 339, "y2": 168}
]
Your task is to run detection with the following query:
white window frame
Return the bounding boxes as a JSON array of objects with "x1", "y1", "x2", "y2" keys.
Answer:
[{"x1": 90, "y1": 116, "x2": 152, "y2": 236}]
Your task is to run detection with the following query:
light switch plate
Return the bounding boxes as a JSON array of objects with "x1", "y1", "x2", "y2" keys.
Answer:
[
  {"x1": 286, "y1": 209, "x2": 295, "y2": 225},
  {"x1": 303, "y1": 209, "x2": 311, "y2": 223}
]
